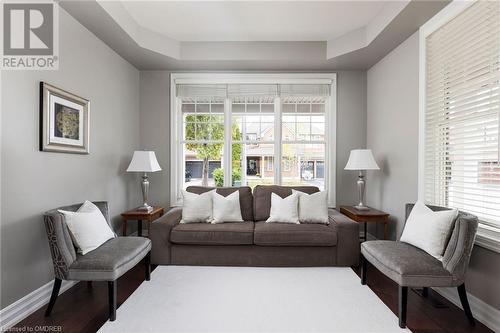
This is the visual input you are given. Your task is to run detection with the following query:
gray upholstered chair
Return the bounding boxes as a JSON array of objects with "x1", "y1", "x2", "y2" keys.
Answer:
[
  {"x1": 43, "y1": 201, "x2": 152, "y2": 321},
  {"x1": 360, "y1": 203, "x2": 478, "y2": 328}
]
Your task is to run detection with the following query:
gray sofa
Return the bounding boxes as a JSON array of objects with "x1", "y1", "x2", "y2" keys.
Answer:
[{"x1": 151, "y1": 185, "x2": 359, "y2": 267}]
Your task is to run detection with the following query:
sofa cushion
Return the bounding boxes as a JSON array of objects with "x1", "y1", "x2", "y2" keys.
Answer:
[
  {"x1": 171, "y1": 222, "x2": 255, "y2": 245},
  {"x1": 361, "y1": 240, "x2": 454, "y2": 287},
  {"x1": 187, "y1": 186, "x2": 254, "y2": 221},
  {"x1": 254, "y1": 221, "x2": 337, "y2": 246},
  {"x1": 253, "y1": 185, "x2": 319, "y2": 221}
]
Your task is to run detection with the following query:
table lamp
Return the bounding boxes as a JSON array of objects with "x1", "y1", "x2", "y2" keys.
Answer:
[
  {"x1": 127, "y1": 151, "x2": 162, "y2": 212},
  {"x1": 344, "y1": 149, "x2": 379, "y2": 210}
]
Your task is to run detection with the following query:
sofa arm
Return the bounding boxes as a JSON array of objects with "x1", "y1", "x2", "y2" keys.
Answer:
[
  {"x1": 150, "y1": 206, "x2": 182, "y2": 265},
  {"x1": 329, "y1": 209, "x2": 360, "y2": 266}
]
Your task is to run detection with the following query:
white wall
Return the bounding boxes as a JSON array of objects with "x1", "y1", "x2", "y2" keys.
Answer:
[
  {"x1": 139, "y1": 70, "x2": 367, "y2": 208},
  {"x1": 0, "y1": 8, "x2": 141, "y2": 308},
  {"x1": 366, "y1": 31, "x2": 419, "y2": 239},
  {"x1": 365, "y1": 31, "x2": 500, "y2": 311}
]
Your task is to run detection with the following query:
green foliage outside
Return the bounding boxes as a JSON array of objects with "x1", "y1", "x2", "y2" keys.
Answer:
[
  {"x1": 213, "y1": 168, "x2": 241, "y2": 187},
  {"x1": 185, "y1": 115, "x2": 242, "y2": 186}
]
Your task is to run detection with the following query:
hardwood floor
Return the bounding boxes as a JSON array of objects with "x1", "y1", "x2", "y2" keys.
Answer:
[{"x1": 13, "y1": 261, "x2": 493, "y2": 333}]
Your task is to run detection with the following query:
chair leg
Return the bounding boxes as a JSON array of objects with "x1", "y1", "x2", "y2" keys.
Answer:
[
  {"x1": 87, "y1": 281, "x2": 93, "y2": 289},
  {"x1": 108, "y1": 280, "x2": 117, "y2": 321},
  {"x1": 145, "y1": 251, "x2": 151, "y2": 281},
  {"x1": 422, "y1": 287, "x2": 429, "y2": 298},
  {"x1": 457, "y1": 284, "x2": 475, "y2": 326},
  {"x1": 45, "y1": 278, "x2": 62, "y2": 317},
  {"x1": 398, "y1": 286, "x2": 408, "y2": 328},
  {"x1": 361, "y1": 254, "x2": 367, "y2": 285}
]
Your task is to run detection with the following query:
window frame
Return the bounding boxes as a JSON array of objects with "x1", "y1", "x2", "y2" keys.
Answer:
[
  {"x1": 170, "y1": 73, "x2": 337, "y2": 208},
  {"x1": 418, "y1": 0, "x2": 500, "y2": 253}
]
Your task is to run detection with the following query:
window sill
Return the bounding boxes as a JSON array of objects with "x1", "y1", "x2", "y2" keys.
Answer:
[{"x1": 476, "y1": 223, "x2": 500, "y2": 254}]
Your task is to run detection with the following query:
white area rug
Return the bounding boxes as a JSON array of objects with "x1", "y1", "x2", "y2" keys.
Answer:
[{"x1": 99, "y1": 266, "x2": 411, "y2": 333}]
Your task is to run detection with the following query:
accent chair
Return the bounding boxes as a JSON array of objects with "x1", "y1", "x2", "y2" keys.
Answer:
[
  {"x1": 360, "y1": 203, "x2": 478, "y2": 328},
  {"x1": 43, "y1": 201, "x2": 152, "y2": 321}
]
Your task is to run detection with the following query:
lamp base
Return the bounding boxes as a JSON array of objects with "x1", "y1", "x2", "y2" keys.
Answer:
[
  {"x1": 137, "y1": 204, "x2": 153, "y2": 213},
  {"x1": 354, "y1": 205, "x2": 370, "y2": 211}
]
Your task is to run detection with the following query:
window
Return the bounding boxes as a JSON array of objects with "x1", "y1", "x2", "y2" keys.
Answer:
[
  {"x1": 171, "y1": 74, "x2": 336, "y2": 206},
  {"x1": 266, "y1": 157, "x2": 274, "y2": 172},
  {"x1": 282, "y1": 95, "x2": 326, "y2": 189},
  {"x1": 231, "y1": 93, "x2": 276, "y2": 188},
  {"x1": 420, "y1": 1, "x2": 500, "y2": 251}
]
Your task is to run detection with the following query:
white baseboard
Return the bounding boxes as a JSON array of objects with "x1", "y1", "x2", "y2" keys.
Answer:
[
  {"x1": 0, "y1": 279, "x2": 78, "y2": 330},
  {"x1": 433, "y1": 287, "x2": 500, "y2": 333}
]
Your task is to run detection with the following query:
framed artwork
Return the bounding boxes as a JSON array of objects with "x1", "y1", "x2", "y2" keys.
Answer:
[{"x1": 39, "y1": 82, "x2": 90, "y2": 154}]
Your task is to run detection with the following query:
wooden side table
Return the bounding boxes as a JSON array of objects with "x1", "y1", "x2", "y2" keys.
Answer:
[
  {"x1": 340, "y1": 206, "x2": 390, "y2": 241},
  {"x1": 121, "y1": 207, "x2": 164, "y2": 237}
]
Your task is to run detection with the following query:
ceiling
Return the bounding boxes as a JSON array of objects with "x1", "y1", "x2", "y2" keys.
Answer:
[
  {"x1": 61, "y1": 0, "x2": 450, "y2": 70},
  {"x1": 120, "y1": 1, "x2": 388, "y2": 42}
]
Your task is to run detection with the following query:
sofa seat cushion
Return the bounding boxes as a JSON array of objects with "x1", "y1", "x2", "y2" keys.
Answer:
[
  {"x1": 67, "y1": 236, "x2": 151, "y2": 281},
  {"x1": 254, "y1": 221, "x2": 337, "y2": 246},
  {"x1": 361, "y1": 240, "x2": 455, "y2": 287},
  {"x1": 171, "y1": 222, "x2": 255, "y2": 245}
]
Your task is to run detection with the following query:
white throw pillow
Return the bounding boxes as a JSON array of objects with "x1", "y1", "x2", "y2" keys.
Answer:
[
  {"x1": 292, "y1": 190, "x2": 329, "y2": 224},
  {"x1": 400, "y1": 201, "x2": 458, "y2": 260},
  {"x1": 212, "y1": 191, "x2": 244, "y2": 224},
  {"x1": 58, "y1": 201, "x2": 115, "y2": 255},
  {"x1": 266, "y1": 192, "x2": 300, "y2": 224},
  {"x1": 180, "y1": 190, "x2": 215, "y2": 223}
]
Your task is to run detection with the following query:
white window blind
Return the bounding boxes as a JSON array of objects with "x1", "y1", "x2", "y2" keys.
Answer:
[
  {"x1": 227, "y1": 84, "x2": 278, "y2": 97},
  {"x1": 176, "y1": 84, "x2": 227, "y2": 98},
  {"x1": 424, "y1": 1, "x2": 500, "y2": 226},
  {"x1": 280, "y1": 84, "x2": 330, "y2": 97},
  {"x1": 177, "y1": 84, "x2": 330, "y2": 98}
]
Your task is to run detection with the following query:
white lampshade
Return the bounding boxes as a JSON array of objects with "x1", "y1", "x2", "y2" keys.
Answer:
[
  {"x1": 126, "y1": 151, "x2": 162, "y2": 172},
  {"x1": 344, "y1": 149, "x2": 380, "y2": 171}
]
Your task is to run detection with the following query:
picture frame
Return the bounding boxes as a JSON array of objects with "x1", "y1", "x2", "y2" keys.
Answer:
[{"x1": 39, "y1": 82, "x2": 90, "y2": 154}]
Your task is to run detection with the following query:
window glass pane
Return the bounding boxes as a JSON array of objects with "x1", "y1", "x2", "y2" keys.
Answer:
[
  {"x1": 247, "y1": 104, "x2": 259, "y2": 113},
  {"x1": 297, "y1": 104, "x2": 310, "y2": 113},
  {"x1": 233, "y1": 104, "x2": 245, "y2": 113},
  {"x1": 211, "y1": 103, "x2": 224, "y2": 113},
  {"x1": 282, "y1": 144, "x2": 325, "y2": 190},
  {"x1": 282, "y1": 104, "x2": 295, "y2": 113},
  {"x1": 184, "y1": 143, "x2": 224, "y2": 188},
  {"x1": 183, "y1": 116, "x2": 224, "y2": 141},
  {"x1": 282, "y1": 122, "x2": 295, "y2": 141},
  {"x1": 182, "y1": 103, "x2": 195, "y2": 113},
  {"x1": 246, "y1": 143, "x2": 275, "y2": 188},
  {"x1": 261, "y1": 104, "x2": 274, "y2": 113},
  {"x1": 260, "y1": 122, "x2": 274, "y2": 141},
  {"x1": 197, "y1": 103, "x2": 209, "y2": 113},
  {"x1": 297, "y1": 123, "x2": 310, "y2": 141},
  {"x1": 231, "y1": 143, "x2": 275, "y2": 188},
  {"x1": 311, "y1": 104, "x2": 325, "y2": 113}
]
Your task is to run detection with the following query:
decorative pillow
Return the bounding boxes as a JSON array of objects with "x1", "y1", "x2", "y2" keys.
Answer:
[
  {"x1": 266, "y1": 192, "x2": 300, "y2": 224},
  {"x1": 292, "y1": 189, "x2": 329, "y2": 224},
  {"x1": 180, "y1": 189, "x2": 215, "y2": 223},
  {"x1": 58, "y1": 201, "x2": 115, "y2": 255},
  {"x1": 400, "y1": 201, "x2": 458, "y2": 260},
  {"x1": 212, "y1": 191, "x2": 244, "y2": 224}
]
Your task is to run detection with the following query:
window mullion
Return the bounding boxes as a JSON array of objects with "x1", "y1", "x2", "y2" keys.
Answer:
[
  {"x1": 275, "y1": 96, "x2": 282, "y2": 185},
  {"x1": 224, "y1": 97, "x2": 232, "y2": 186}
]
